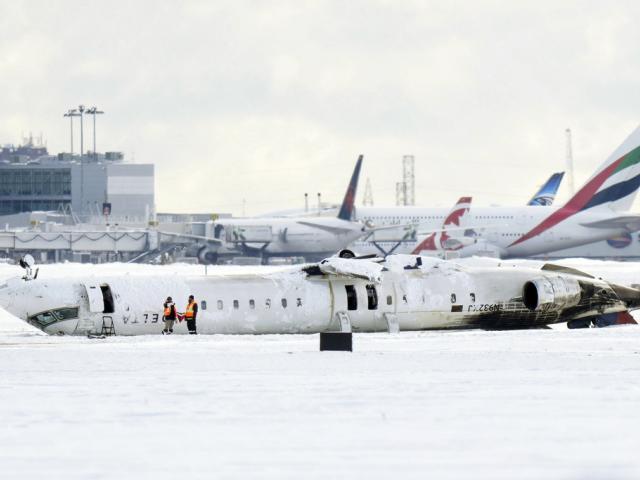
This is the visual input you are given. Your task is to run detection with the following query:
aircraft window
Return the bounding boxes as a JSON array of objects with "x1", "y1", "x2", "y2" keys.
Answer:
[
  {"x1": 470, "y1": 293, "x2": 476, "y2": 302},
  {"x1": 29, "y1": 307, "x2": 80, "y2": 328},
  {"x1": 29, "y1": 311, "x2": 57, "y2": 327},
  {"x1": 296, "y1": 298, "x2": 302, "y2": 307},
  {"x1": 100, "y1": 285, "x2": 114, "y2": 314},
  {"x1": 345, "y1": 285, "x2": 357, "y2": 310},
  {"x1": 201, "y1": 300, "x2": 207, "y2": 310},
  {"x1": 54, "y1": 307, "x2": 79, "y2": 321},
  {"x1": 451, "y1": 294, "x2": 457, "y2": 303},
  {"x1": 281, "y1": 298, "x2": 287, "y2": 308},
  {"x1": 217, "y1": 300, "x2": 223, "y2": 310},
  {"x1": 233, "y1": 300, "x2": 239, "y2": 309},
  {"x1": 366, "y1": 284, "x2": 378, "y2": 310},
  {"x1": 402, "y1": 294, "x2": 407, "y2": 304},
  {"x1": 265, "y1": 298, "x2": 271, "y2": 309},
  {"x1": 249, "y1": 299, "x2": 255, "y2": 309},
  {"x1": 387, "y1": 295, "x2": 393, "y2": 305}
]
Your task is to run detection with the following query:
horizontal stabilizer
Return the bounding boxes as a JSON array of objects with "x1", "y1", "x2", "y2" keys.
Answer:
[
  {"x1": 571, "y1": 311, "x2": 638, "y2": 328},
  {"x1": 579, "y1": 215, "x2": 640, "y2": 231}
]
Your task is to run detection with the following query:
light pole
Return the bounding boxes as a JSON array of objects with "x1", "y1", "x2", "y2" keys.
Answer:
[
  {"x1": 77, "y1": 104, "x2": 85, "y2": 157},
  {"x1": 86, "y1": 106, "x2": 104, "y2": 160},
  {"x1": 63, "y1": 109, "x2": 80, "y2": 155}
]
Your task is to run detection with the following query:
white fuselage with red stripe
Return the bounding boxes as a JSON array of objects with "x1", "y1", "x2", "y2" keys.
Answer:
[{"x1": 351, "y1": 205, "x2": 631, "y2": 258}]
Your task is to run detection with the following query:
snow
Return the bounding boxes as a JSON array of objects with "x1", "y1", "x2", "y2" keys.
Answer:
[{"x1": 2, "y1": 259, "x2": 640, "y2": 479}]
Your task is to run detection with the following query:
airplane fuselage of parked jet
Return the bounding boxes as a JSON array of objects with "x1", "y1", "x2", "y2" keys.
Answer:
[
  {"x1": 214, "y1": 216, "x2": 368, "y2": 258},
  {"x1": 353, "y1": 205, "x2": 634, "y2": 258}
]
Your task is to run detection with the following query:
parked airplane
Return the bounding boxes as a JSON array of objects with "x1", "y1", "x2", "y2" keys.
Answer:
[
  {"x1": 1, "y1": 252, "x2": 637, "y2": 336},
  {"x1": 353, "y1": 173, "x2": 562, "y2": 257},
  {"x1": 409, "y1": 173, "x2": 566, "y2": 256},
  {"x1": 205, "y1": 155, "x2": 372, "y2": 263},
  {"x1": 355, "y1": 126, "x2": 640, "y2": 258}
]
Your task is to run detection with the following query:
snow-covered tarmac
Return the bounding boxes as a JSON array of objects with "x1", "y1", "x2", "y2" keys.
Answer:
[{"x1": 2, "y1": 259, "x2": 640, "y2": 479}]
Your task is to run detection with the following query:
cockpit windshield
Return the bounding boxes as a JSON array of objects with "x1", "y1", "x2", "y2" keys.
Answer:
[{"x1": 28, "y1": 307, "x2": 79, "y2": 328}]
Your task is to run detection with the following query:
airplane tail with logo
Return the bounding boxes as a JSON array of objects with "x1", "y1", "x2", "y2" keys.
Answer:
[
  {"x1": 564, "y1": 125, "x2": 640, "y2": 213},
  {"x1": 337, "y1": 155, "x2": 363, "y2": 221},
  {"x1": 412, "y1": 197, "x2": 472, "y2": 253},
  {"x1": 527, "y1": 172, "x2": 564, "y2": 206},
  {"x1": 511, "y1": 126, "x2": 640, "y2": 247}
]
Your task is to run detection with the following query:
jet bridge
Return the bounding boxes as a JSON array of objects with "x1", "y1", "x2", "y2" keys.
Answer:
[{"x1": 225, "y1": 225, "x2": 273, "y2": 243}]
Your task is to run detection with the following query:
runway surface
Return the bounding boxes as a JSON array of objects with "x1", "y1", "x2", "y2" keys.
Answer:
[{"x1": 1, "y1": 259, "x2": 640, "y2": 479}]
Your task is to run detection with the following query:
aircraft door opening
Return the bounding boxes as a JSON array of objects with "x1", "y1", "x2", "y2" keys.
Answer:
[
  {"x1": 100, "y1": 285, "x2": 115, "y2": 313},
  {"x1": 83, "y1": 284, "x2": 105, "y2": 313}
]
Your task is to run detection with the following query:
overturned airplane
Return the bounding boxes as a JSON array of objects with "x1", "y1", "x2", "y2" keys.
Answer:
[{"x1": 0, "y1": 252, "x2": 637, "y2": 336}]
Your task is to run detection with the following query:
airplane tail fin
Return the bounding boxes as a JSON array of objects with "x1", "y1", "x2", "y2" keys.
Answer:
[
  {"x1": 337, "y1": 155, "x2": 363, "y2": 221},
  {"x1": 562, "y1": 125, "x2": 640, "y2": 213},
  {"x1": 527, "y1": 172, "x2": 564, "y2": 206},
  {"x1": 412, "y1": 196, "x2": 472, "y2": 253},
  {"x1": 443, "y1": 196, "x2": 472, "y2": 228}
]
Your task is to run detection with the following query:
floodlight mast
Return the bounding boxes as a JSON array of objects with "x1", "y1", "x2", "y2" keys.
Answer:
[
  {"x1": 77, "y1": 105, "x2": 86, "y2": 156},
  {"x1": 86, "y1": 106, "x2": 104, "y2": 160},
  {"x1": 63, "y1": 109, "x2": 80, "y2": 155}
]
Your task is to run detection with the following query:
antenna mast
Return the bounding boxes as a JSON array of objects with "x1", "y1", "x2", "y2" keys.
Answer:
[
  {"x1": 402, "y1": 155, "x2": 415, "y2": 206},
  {"x1": 565, "y1": 128, "x2": 575, "y2": 195},
  {"x1": 362, "y1": 177, "x2": 374, "y2": 206}
]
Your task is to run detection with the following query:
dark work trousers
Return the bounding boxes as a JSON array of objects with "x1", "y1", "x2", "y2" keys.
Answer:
[{"x1": 187, "y1": 319, "x2": 197, "y2": 334}]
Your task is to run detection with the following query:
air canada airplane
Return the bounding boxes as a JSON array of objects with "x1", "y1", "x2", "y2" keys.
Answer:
[
  {"x1": 0, "y1": 252, "x2": 637, "y2": 336},
  {"x1": 355, "y1": 125, "x2": 640, "y2": 258},
  {"x1": 206, "y1": 155, "x2": 371, "y2": 263}
]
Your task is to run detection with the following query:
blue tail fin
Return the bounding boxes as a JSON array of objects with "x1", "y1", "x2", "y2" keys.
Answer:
[
  {"x1": 337, "y1": 155, "x2": 363, "y2": 221},
  {"x1": 527, "y1": 172, "x2": 564, "y2": 206}
]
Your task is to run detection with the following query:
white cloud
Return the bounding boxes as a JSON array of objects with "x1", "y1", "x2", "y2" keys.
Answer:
[{"x1": 1, "y1": 1, "x2": 640, "y2": 215}]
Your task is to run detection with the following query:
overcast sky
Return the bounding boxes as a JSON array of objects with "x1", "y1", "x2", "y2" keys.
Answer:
[{"x1": 2, "y1": 1, "x2": 640, "y2": 215}]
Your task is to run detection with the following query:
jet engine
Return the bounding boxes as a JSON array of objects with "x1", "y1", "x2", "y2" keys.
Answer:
[
  {"x1": 197, "y1": 246, "x2": 219, "y2": 265},
  {"x1": 522, "y1": 275, "x2": 581, "y2": 312},
  {"x1": 442, "y1": 236, "x2": 476, "y2": 250}
]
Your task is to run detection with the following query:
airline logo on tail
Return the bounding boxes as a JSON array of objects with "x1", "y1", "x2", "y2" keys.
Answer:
[
  {"x1": 528, "y1": 172, "x2": 564, "y2": 206},
  {"x1": 512, "y1": 126, "x2": 640, "y2": 247},
  {"x1": 412, "y1": 197, "x2": 472, "y2": 252},
  {"x1": 337, "y1": 155, "x2": 363, "y2": 221}
]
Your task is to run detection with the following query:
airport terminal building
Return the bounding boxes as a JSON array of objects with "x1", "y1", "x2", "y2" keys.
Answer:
[{"x1": 0, "y1": 145, "x2": 154, "y2": 220}]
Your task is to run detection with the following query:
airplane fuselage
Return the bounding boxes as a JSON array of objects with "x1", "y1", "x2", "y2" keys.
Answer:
[
  {"x1": 0, "y1": 256, "x2": 634, "y2": 335},
  {"x1": 353, "y1": 206, "x2": 628, "y2": 258},
  {"x1": 215, "y1": 217, "x2": 367, "y2": 258}
]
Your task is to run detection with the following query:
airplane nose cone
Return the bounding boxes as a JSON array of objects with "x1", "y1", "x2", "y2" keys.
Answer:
[
  {"x1": 0, "y1": 280, "x2": 16, "y2": 311},
  {"x1": 0, "y1": 277, "x2": 33, "y2": 321}
]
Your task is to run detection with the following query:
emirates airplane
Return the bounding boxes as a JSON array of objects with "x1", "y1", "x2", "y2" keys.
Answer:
[{"x1": 354, "y1": 126, "x2": 640, "y2": 258}]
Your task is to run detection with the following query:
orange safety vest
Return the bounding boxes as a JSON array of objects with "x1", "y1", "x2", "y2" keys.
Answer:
[
  {"x1": 185, "y1": 301, "x2": 196, "y2": 318},
  {"x1": 164, "y1": 305, "x2": 173, "y2": 317}
]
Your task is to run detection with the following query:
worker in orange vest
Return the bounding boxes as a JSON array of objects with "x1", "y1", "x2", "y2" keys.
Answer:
[
  {"x1": 162, "y1": 296, "x2": 176, "y2": 335},
  {"x1": 184, "y1": 295, "x2": 198, "y2": 334}
]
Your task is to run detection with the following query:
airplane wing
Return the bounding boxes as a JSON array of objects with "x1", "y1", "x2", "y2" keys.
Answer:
[
  {"x1": 579, "y1": 215, "x2": 640, "y2": 231},
  {"x1": 302, "y1": 257, "x2": 383, "y2": 282},
  {"x1": 296, "y1": 220, "x2": 360, "y2": 235},
  {"x1": 157, "y1": 231, "x2": 223, "y2": 245}
]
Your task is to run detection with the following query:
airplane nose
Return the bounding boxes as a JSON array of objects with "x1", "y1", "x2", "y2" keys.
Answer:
[
  {"x1": 0, "y1": 281, "x2": 14, "y2": 311},
  {"x1": 0, "y1": 278, "x2": 30, "y2": 320}
]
